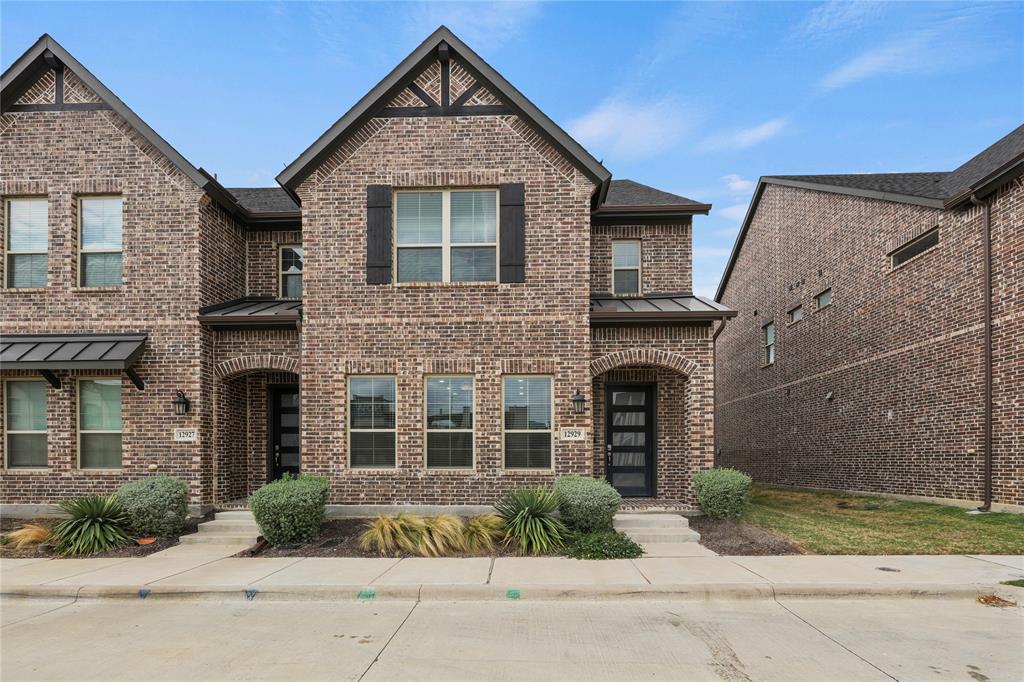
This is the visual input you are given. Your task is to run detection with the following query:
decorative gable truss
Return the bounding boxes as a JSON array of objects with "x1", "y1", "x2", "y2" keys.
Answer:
[
  {"x1": 6, "y1": 52, "x2": 110, "y2": 113},
  {"x1": 379, "y1": 46, "x2": 511, "y2": 118}
]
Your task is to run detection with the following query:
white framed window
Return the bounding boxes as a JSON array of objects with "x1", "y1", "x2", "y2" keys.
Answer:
[
  {"x1": 79, "y1": 196, "x2": 123, "y2": 287},
  {"x1": 4, "y1": 380, "x2": 48, "y2": 468},
  {"x1": 395, "y1": 189, "x2": 498, "y2": 283},
  {"x1": 611, "y1": 240, "x2": 641, "y2": 295},
  {"x1": 348, "y1": 376, "x2": 396, "y2": 468},
  {"x1": 5, "y1": 198, "x2": 48, "y2": 288},
  {"x1": 280, "y1": 245, "x2": 304, "y2": 297},
  {"x1": 503, "y1": 376, "x2": 553, "y2": 469},
  {"x1": 425, "y1": 376, "x2": 474, "y2": 468},
  {"x1": 815, "y1": 288, "x2": 833, "y2": 310},
  {"x1": 787, "y1": 305, "x2": 803, "y2": 324},
  {"x1": 78, "y1": 378, "x2": 122, "y2": 469},
  {"x1": 763, "y1": 322, "x2": 775, "y2": 366},
  {"x1": 890, "y1": 227, "x2": 938, "y2": 269}
]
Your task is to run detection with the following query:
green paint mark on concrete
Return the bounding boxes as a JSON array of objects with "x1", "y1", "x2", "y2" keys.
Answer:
[
  {"x1": 357, "y1": 589, "x2": 376, "y2": 601},
  {"x1": 506, "y1": 589, "x2": 521, "y2": 600}
]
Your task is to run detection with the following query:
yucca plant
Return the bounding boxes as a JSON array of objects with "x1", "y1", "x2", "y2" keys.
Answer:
[
  {"x1": 420, "y1": 514, "x2": 466, "y2": 557},
  {"x1": 52, "y1": 494, "x2": 133, "y2": 557},
  {"x1": 359, "y1": 513, "x2": 426, "y2": 556},
  {"x1": 463, "y1": 514, "x2": 505, "y2": 554},
  {"x1": 494, "y1": 487, "x2": 567, "y2": 556},
  {"x1": 7, "y1": 523, "x2": 52, "y2": 550}
]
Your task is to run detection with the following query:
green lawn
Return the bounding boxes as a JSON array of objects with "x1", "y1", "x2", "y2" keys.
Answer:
[{"x1": 743, "y1": 486, "x2": 1024, "y2": 555}]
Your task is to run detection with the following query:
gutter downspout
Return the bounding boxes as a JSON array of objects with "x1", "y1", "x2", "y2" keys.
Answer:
[
  {"x1": 712, "y1": 318, "x2": 730, "y2": 467},
  {"x1": 971, "y1": 194, "x2": 993, "y2": 512}
]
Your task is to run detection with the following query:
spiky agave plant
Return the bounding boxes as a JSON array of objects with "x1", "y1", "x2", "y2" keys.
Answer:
[
  {"x1": 462, "y1": 514, "x2": 505, "y2": 554},
  {"x1": 494, "y1": 487, "x2": 567, "y2": 556},
  {"x1": 52, "y1": 495, "x2": 133, "y2": 557},
  {"x1": 419, "y1": 514, "x2": 466, "y2": 557},
  {"x1": 7, "y1": 523, "x2": 52, "y2": 550},
  {"x1": 359, "y1": 513, "x2": 426, "y2": 556}
]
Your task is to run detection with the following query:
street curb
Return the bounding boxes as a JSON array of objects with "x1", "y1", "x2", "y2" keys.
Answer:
[{"x1": 0, "y1": 582, "x2": 999, "y2": 602}]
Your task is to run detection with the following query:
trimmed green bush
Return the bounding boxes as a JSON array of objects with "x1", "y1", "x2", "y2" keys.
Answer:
[
  {"x1": 693, "y1": 468, "x2": 752, "y2": 519},
  {"x1": 249, "y1": 474, "x2": 329, "y2": 546},
  {"x1": 52, "y1": 494, "x2": 134, "y2": 556},
  {"x1": 554, "y1": 475, "x2": 622, "y2": 532},
  {"x1": 564, "y1": 530, "x2": 644, "y2": 560},
  {"x1": 115, "y1": 476, "x2": 189, "y2": 537},
  {"x1": 494, "y1": 487, "x2": 567, "y2": 556}
]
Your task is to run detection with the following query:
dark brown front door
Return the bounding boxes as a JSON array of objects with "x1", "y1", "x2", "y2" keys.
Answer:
[
  {"x1": 605, "y1": 384, "x2": 655, "y2": 497},
  {"x1": 269, "y1": 385, "x2": 300, "y2": 480}
]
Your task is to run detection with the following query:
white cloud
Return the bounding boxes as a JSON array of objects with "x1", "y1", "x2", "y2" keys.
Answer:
[
  {"x1": 715, "y1": 225, "x2": 741, "y2": 238},
  {"x1": 692, "y1": 260, "x2": 727, "y2": 298},
  {"x1": 568, "y1": 96, "x2": 700, "y2": 161},
  {"x1": 693, "y1": 246, "x2": 732, "y2": 259},
  {"x1": 402, "y1": 1, "x2": 541, "y2": 49},
  {"x1": 719, "y1": 203, "x2": 749, "y2": 221},
  {"x1": 700, "y1": 118, "x2": 787, "y2": 152},
  {"x1": 793, "y1": 1, "x2": 884, "y2": 42},
  {"x1": 722, "y1": 174, "x2": 754, "y2": 192}
]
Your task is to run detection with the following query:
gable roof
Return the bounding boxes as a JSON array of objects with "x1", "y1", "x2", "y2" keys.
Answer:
[
  {"x1": 227, "y1": 188, "x2": 300, "y2": 214},
  {"x1": 604, "y1": 179, "x2": 707, "y2": 208},
  {"x1": 715, "y1": 124, "x2": 1024, "y2": 302},
  {"x1": 277, "y1": 26, "x2": 611, "y2": 192}
]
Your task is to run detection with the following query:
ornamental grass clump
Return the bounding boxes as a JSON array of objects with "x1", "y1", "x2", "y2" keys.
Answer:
[
  {"x1": 7, "y1": 523, "x2": 52, "y2": 550},
  {"x1": 462, "y1": 514, "x2": 505, "y2": 554},
  {"x1": 420, "y1": 514, "x2": 467, "y2": 557},
  {"x1": 554, "y1": 475, "x2": 622, "y2": 532},
  {"x1": 115, "y1": 475, "x2": 189, "y2": 537},
  {"x1": 692, "y1": 468, "x2": 753, "y2": 519},
  {"x1": 249, "y1": 474, "x2": 329, "y2": 546},
  {"x1": 495, "y1": 487, "x2": 567, "y2": 556},
  {"x1": 52, "y1": 494, "x2": 134, "y2": 556},
  {"x1": 359, "y1": 513, "x2": 426, "y2": 556}
]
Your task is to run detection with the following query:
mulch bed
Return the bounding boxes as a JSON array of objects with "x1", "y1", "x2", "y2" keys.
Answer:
[
  {"x1": 0, "y1": 515, "x2": 207, "y2": 560},
  {"x1": 691, "y1": 517, "x2": 806, "y2": 555},
  {"x1": 238, "y1": 518, "x2": 525, "y2": 558}
]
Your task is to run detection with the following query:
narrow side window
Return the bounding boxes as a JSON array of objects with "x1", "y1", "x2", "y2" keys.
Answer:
[
  {"x1": 280, "y1": 245, "x2": 304, "y2": 297},
  {"x1": 890, "y1": 228, "x2": 938, "y2": 268},
  {"x1": 611, "y1": 240, "x2": 641, "y2": 295},
  {"x1": 6, "y1": 198, "x2": 48, "y2": 288},
  {"x1": 5, "y1": 380, "x2": 48, "y2": 468},
  {"x1": 80, "y1": 196, "x2": 123, "y2": 287},
  {"x1": 763, "y1": 322, "x2": 775, "y2": 366}
]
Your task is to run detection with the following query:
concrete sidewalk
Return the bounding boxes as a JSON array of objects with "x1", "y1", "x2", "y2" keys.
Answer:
[{"x1": 2, "y1": 553, "x2": 1021, "y2": 601}]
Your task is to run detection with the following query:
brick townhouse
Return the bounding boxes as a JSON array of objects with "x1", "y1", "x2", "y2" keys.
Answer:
[
  {"x1": 0, "y1": 28, "x2": 735, "y2": 513},
  {"x1": 715, "y1": 125, "x2": 1023, "y2": 510}
]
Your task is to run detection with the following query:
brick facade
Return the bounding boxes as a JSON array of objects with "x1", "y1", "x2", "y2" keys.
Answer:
[{"x1": 716, "y1": 178, "x2": 1023, "y2": 507}]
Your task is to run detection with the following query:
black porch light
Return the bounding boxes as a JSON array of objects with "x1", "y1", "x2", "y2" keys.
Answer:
[
  {"x1": 171, "y1": 390, "x2": 191, "y2": 416},
  {"x1": 571, "y1": 389, "x2": 588, "y2": 415}
]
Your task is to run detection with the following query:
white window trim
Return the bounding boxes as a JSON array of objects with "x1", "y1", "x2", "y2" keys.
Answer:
[
  {"x1": 279, "y1": 244, "x2": 304, "y2": 298},
  {"x1": 4, "y1": 378, "x2": 48, "y2": 469},
  {"x1": 501, "y1": 375, "x2": 555, "y2": 471},
  {"x1": 77, "y1": 377, "x2": 123, "y2": 470},
  {"x1": 611, "y1": 239, "x2": 642, "y2": 296},
  {"x1": 5, "y1": 197, "x2": 48, "y2": 289},
  {"x1": 347, "y1": 375, "x2": 398, "y2": 469},
  {"x1": 78, "y1": 195, "x2": 123, "y2": 288},
  {"x1": 424, "y1": 375, "x2": 475, "y2": 470},
  {"x1": 815, "y1": 288, "x2": 833, "y2": 310},
  {"x1": 762, "y1": 322, "x2": 776, "y2": 367},
  {"x1": 393, "y1": 188, "x2": 500, "y2": 283}
]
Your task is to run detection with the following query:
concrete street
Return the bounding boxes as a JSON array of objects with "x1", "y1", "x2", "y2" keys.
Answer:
[{"x1": 1, "y1": 595, "x2": 1021, "y2": 681}]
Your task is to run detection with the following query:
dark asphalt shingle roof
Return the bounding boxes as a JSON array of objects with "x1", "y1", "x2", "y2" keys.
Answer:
[
  {"x1": 227, "y1": 188, "x2": 299, "y2": 214},
  {"x1": 939, "y1": 123, "x2": 1024, "y2": 199},
  {"x1": 604, "y1": 179, "x2": 705, "y2": 207}
]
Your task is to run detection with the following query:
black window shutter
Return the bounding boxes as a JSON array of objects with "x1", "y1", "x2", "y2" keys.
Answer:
[
  {"x1": 499, "y1": 182, "x2": 525, "y2": 283},
  {"x1": 366, "y1": 185, "x2": 392, "y2": 284}
]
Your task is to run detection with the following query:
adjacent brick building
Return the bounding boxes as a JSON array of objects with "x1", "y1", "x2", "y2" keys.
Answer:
[
  {"x1": 1, "y1": 29, "x2": 733, "y2": 512},
  {"x1": 715, "y1": 125, "x2": 1023, "y2": 510}
]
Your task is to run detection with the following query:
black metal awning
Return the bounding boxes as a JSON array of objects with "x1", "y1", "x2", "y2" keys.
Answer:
[
  {"x1": 590, "y1": 294, "x2": 736, "y2": 325},
  {"x1": 199, "y1": 297, "x2": 302, "y2": 330},
  {"x1": 0, "y1": 334, "x2": 148, "y2": 389}
]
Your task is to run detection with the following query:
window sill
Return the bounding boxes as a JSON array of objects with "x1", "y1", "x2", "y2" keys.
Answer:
[
  {"x1": 79, "y1": 468, "x2": 124, "y2": 474},
  {"x1": 814, "y1": 304, "x2": 832, "y2": 313},
  {"x1": 761, "y1": 362, "x2": 775, "y2": 369},
  {"x1": 890, "y1": 244, "x2": 940, "y2": 271},
  {"x1": 3, "y1": 467, "x2": 50, "y2": 474},
  {"x1": 424, "y1": 467, "x2": 476, "y2": 474},
  {"x1": 347, "y1": 467, "x2": 399, "y2": 473},
  {"x1": 502, "y1": 467, "x2": 555, "y2": 474},
  {"x1": 391, "y1": 281, "x2": 503, "y2": 288},
  {"x1": 72, "y1": 286, "x2": 124, "y2": 293},
  {"x1": 786, "y1": 319, "x2": 802, "y2": 327},
  {"x1": 2, "y1": 287, "x2": 47, "y2": 293}
]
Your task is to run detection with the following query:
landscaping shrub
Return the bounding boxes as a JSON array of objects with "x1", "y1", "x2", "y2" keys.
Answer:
[
  {"x1": 693, "y1": 468, "x2": 753, "y2": 519},
  {"x1": 463, "y1": 514, "x2": 505, "y2": 554},
  {"x1": 249, "y1": 474, "x2": 329, "y2": 546},
  {"x1": 420, "y1": 514, "x2": 466, "y2": 557},
  {"x1": 360, "y1": 513, "x2": 426, "y2": 556},
  {"x1": 554, "y1": 475, "x2": 622, "y2": 532},
  {"x1": 564, "y1": 530, "x2": 643, "y2": 560},
  {"x1": 494, "y1": 487, "x2": 567, "y2": 556},
  {"x1": 52, "y1": 495, "x2": 133, "y2": 556},
  {"x1": 115, "y1": 475, "x2": 189, "y2": 537},
  {"x1": 7, "y1": 523, "x2": 52, "y2": 550}
]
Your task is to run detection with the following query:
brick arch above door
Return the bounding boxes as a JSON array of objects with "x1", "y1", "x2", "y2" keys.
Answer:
[
  {"x1": 215, "y1": 354, "x2": 300, "y2": 380},
  {"x1": 590, "y1": 349, "x2": 698, "y2": 378}
]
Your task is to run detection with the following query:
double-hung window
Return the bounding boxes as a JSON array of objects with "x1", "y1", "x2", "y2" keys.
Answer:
[
  {"x1": 5, "y1": 380, "x2": 47, "y2": 468},
  {"x1": 425, "y1": 376, "x2": 473, "y2": 468},
  {"x1": 79, "y1": 378, "x2": 122, "y2": 469},
  {"x1": 80, "y1": 197, "x2": 123, "y2": 287},
  {"x1": 349, "y1": 377, "x2": 396, "y2": 468},
  {"x1": 280, "y1": 245, "x2": 304, "y2": 297},
  {"x1": 612, "y1": 240, "x2": 641, "y2": 295},
  {"x1": 5, "y1": 198, "x2": 48, "y2": 288},
  {"x1": 503, "y1": 376, "x2": 553, "y2": 469},
  {"x1": 763, "y1": 322, "x2": 776, "y2": 366},
  {"x1": 395, "y1": 189, "x2": 497, "y2": 282}
]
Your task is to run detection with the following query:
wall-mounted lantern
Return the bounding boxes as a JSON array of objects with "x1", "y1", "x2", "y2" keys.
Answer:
[
  {"x1": 171, "y1": 390, "x2": 191, "y2": 416},
  {"x1": 571, "y1": 389, "x2": 588, "y2": 415}
]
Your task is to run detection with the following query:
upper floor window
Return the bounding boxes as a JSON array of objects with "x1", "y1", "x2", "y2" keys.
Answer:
[
  {"x1": 503, "y1": 376, "x2": 553, "y2": 469},
  {"x1": 787, "y1": 305, "x2": 803, "y2": 324},
  {"x1": 612, "y1": 240, "x2": 641, "y2": 295},
  {"x1": 78, "y1": 378, "x2": 122, "y2": 469},
  {"x1": 349, "y1": 376, "x2": 396, "y2": 468},
  {"x1": 425, "y1": 376, "x2": 474, "y2": 469},
  {"x1": 5, "y1": 198, "x2": 48, "y2": 288},
  {"x1": 890, "y1": 227, "x2": 938, "y2": 268},
  {"x1": 280, "y1": 245, "x2": 304, "y2": 297},
  {"x1": 5, "y1": 380, "x2": 48, "y2": 468},
  {"x1": 763, "y1": 321, "x2": 775, "y2": 366},
  {"x1": 815, "y1": 288, "x2": 832, "y2": 310},
  {"x1": 79, "y1": 197, "x2": 123, "y2": 287},
  {"x1": 395, "y1": 189, "x2": 497, "y2": 283}
]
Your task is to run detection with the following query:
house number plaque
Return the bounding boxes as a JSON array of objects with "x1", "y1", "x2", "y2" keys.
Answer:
[
  {"x1": 174, "y1": 428, "x2": 198, "y2": 443},
  {"x1": 560, "y1": 428, "x2": 586, "y2": 441}
]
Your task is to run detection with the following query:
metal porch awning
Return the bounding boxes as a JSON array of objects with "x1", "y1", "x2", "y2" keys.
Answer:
[
  {"x1": 590, "y1": 293, "x2": 736, "y2": 325},
  {"x1": 0, "y1": 333, "x2": 148, "y2": 389},
  {"x1": 198, "y1": 297, "x2": 302, "y2": 329}
]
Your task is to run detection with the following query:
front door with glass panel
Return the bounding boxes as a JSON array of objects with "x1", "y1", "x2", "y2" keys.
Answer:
[
  {"x1": 605, "y1": 384, "x2": 654, "y2": 497},
  {"x1": 269, "y1": 386, "x2": 300, "y2": 480}
]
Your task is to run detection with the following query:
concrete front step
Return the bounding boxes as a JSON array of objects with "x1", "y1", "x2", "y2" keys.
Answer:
[
  {"x1": 626, "y1": 529, "x2": 702, "y2": 543},
  {"x1": 613, "y1": 513, "x2": 700, "y2": 544},
  {"x1": 198, "y1": 524, "x2": 262, "y2": 535},
  {"x1": 214, "y1": 511, "x2": 255, "y2": 521},
  {"x1": 178, "y1": 534, "x2": 259, "y2": 546},
  {"x1": 613, "y1": 514, "x2": 691, "y2": 530}
]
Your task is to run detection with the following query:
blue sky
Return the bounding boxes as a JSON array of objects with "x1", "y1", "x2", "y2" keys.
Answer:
[{"x1": 3, "y1": 1, "x2": 1022, "y2": 296}]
